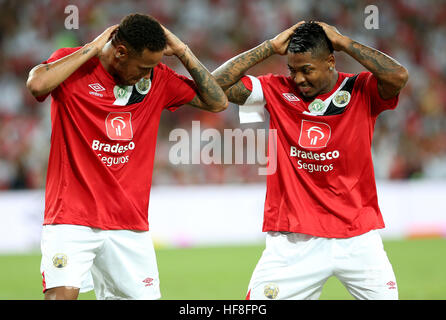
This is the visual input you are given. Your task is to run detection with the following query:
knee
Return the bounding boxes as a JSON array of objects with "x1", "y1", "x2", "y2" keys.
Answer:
[{"x1": 44, "y1": 286, "x2": 80, "y2": 300}]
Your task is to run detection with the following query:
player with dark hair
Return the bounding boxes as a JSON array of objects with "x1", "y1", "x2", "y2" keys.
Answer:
[
  {"x1": 213, "y1": 21, "x2": 408, "y2": 299},
  {"x1": 26, "y1": 13, "x2": 227, "y2": 300}
]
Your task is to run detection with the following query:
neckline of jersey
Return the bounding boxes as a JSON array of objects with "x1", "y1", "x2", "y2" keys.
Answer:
[{"x1": 299, "y1": 72, "x2": 346, "y2": 103}]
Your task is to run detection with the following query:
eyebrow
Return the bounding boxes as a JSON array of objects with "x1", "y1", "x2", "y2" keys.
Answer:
[{"x1": 288, "y1": 64, "x2": 313, "y2": 70}]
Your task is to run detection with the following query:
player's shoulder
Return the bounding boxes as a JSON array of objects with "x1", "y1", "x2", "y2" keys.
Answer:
[
  {"x1": 348, "y1": 70, "x2": 373, "y2": 85},
  {"x1": 257, "y1": 73, "x2": 294, "y2": 88},
  {"x1": 258, "y1": 73, "x2": 286, "y2": 82},
  {"x1": 154, "y1": 62, "x2": 176, "y2": 75},
  {"x1": 153, "y1": 62, "x2": 182, "y2": 80},
  {"x1": 48, "y1": 46, "x2": 82, "y2": 61},
  {"x1": 335, "y1": 70, "x2": 372, "y2": 92}
]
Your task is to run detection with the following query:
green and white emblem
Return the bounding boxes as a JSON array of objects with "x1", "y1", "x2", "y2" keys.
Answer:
[
  {"x1": 113, "y1": 85, "x2": 132, "y2": 106},
  {"x1": 308, "y1": 99, "x2": 326, "y2": 114},
  {"x1": 332, "y1": 90, "x2": 351, "y2": 108},
  {"x1": 114, "y1": 85, "x2": 131, "y2": 99},
  {"x1": 135, "y1": 78, "x2": 151, "y2": 95}
]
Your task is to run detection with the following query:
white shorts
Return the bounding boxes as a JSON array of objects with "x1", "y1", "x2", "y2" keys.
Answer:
[
  {"x1": 40, "y1": 224, "x2": 161, "y2": 300},
  {"x1": 247, "y1": 230, "x2": 398, "y2": 300}
]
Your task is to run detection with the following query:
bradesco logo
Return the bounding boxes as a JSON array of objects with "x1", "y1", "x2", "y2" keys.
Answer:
[
  {"x1": 298, "y1": 120, "x2": 331, "y2": 149},
  {"x1": 105, "y1": 112, "x2": 133, "y2": 140}
]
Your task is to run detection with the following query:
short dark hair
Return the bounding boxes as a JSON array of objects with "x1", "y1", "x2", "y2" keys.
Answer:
[
  {"x1": 287, "y1": 21, "x2": 333, "y2": 58},
  {"x1": 112, "y1": 13, "x2": 167, "y2": 54}
]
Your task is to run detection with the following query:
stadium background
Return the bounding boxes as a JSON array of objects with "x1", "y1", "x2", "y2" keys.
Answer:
[{"x1": 0, "y1": 0, "x2": 445, "y2": 300}]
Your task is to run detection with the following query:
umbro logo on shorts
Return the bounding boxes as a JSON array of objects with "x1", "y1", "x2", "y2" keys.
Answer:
[{"x1": 143, "y1": 277, "x2": 154, "y2": 287}]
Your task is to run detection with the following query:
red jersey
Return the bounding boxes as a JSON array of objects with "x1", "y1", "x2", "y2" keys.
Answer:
[
  {"x1": 36, "y1": 47, "x2": 196, "y2": 230},
  {"x1": 240, "y1": 71, "x2": 399, "y2": 238}
]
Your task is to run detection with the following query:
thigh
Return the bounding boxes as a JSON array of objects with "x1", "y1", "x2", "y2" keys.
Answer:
[
  {"x1": 247, "y1": 232, "x2": 333, "y2": 300},
  {"x1": 334, "y1": 230, "x2": 398, "y2": 300},
  {"x1": 91, "y1": 230, "x2": 160, "y2": 300},
  {"x1": 40, "y1": 224, "x2": 100, "y2": 294}
]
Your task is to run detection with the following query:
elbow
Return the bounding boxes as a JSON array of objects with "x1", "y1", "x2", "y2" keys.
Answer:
[
  {"x1": 26, "y1": 76, "x2": 46, "y2": 97},
  {"x1": 396, "y1": 66, "x2": 409, "y2": 90},
  {"x1": 211, "y1": 99, "x2": 229, "y2": 113}
]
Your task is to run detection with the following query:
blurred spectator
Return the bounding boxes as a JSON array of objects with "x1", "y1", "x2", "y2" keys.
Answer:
[{"x1": 0, "y1": 0, "x2": 445, "y2": 189}]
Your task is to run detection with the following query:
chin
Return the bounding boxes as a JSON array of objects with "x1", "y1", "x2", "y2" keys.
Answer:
[{"x1": 301, "y1": 92, "x2": 316, "y2": 100}]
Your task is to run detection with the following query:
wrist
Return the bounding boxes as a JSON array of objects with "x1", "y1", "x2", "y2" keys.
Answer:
[
  {"x1": 175, "y1": 45, "x2": 189, "y2": 58},
  {"x1": 338, "y1": 36, "x2": 353, "y2": 52},
  {"x1": 82, "y1": 43, "x2": 99, "y2": 57},
  {"x1": 265, "y1": 39, "x2": 278, "y2": 55}
]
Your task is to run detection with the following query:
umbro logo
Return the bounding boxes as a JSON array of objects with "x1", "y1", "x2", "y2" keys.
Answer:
[
  {"x1": 282, "y1": 93, "x2": 300, "y2": 103},
  {"x1": 89, "y1": 83, "x2": 105, "y2": 92},
  {"x1": 89, "y1": 83, "x2": 105, "y2": 97},
  {"x1": 143, "y1": 277, "x2": 154, "y2": 287},
  {"x1": 386, "y1": 281, "x2": 397, "y2": 289}
]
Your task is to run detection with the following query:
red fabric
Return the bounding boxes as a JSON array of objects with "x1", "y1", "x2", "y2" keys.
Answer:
[
  {"x1": 36, "y1": 47, "x2": 196, "y2": 230},
  {"x1": 241, "y1": 71, "x2": 399, "y2": 238}
]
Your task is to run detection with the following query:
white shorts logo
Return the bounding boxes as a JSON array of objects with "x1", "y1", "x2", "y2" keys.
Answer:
[{"x1": 263, "y1": 283, "x2": 279, "y2": 299}]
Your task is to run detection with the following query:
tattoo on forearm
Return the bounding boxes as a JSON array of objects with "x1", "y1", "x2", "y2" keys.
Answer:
[
  {"x1": 348, "y1": 40, "x2": 408, "y2": 98},
  {"x1": 177, "y1": 46, "x2": 189, "y2": 60},
  {"x1": 179, "y1": 50, "x2": 226, "y2": 109},
  {"x1": 348, "y1": 41, "x2": 401, "y2": 75},
  {"x1": 225, "y1": 81, "x2": 251, "y2": 105},
  {"x1": 82, "y1": 47, "x2": 92, "y2": 55},
  {"x1": 213, "y1": 40, "x2": 275, "y2": 90}
]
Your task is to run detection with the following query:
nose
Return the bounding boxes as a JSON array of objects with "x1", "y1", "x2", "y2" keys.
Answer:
[{"x1": 293, "y1": 72, "x2": 306, "y2": 85}]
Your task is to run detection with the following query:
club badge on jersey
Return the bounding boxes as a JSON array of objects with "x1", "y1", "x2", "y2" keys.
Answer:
[
  {"x1": 113, "y1": 77, "x2": 152, "y2": 106},
  {"x1": 305, "y1": 75, "x2": 358, "y2": 116}
]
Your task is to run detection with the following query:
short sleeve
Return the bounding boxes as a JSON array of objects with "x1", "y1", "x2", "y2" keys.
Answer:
[
  {"x1": 359, "y1": 71, "x2": 399, "y2": 116},
  {"x1": 163, "y1": 67, "x2": 198, "y2": 112},
  {"x1": 35, "y1": 47, "x2": 81, "y2": 102},
  {"x1": 238, "y1": 75, "x2": 266, "y2": 123}
]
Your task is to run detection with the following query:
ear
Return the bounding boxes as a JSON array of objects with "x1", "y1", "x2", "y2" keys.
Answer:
[
  {"x1": 327, "y1": 53, "x2": 335, "y2": 71},
  {"x1": 114, "y1": 44, "x2": 130, "y2": 59}
]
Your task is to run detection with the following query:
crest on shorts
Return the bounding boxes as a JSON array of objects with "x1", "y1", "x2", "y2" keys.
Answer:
[
  {"x1": 263, "y1": 283, "x2": 279, "y2": 299},
  {"x1": 332, "y1": 90, "x2": 351, "y2": 108},
  {"x1": 52, "y1": 253, "x2": 68, "y2": 268}
]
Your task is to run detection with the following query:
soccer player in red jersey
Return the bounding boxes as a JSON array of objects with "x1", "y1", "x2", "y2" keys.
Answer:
[
  {"x1": 26, "y1": 14, "x2": 227, "y2": 300},
  {"x1": 213, "y1": 21, "x2": 408, "y2": 299}
]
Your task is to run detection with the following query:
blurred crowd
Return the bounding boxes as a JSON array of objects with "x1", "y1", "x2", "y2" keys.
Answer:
[{"x1": 0, "y1": 0, "x2": 445, "y2": 189}]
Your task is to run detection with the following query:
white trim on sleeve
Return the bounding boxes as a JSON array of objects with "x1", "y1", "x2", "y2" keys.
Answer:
[{"x1": 239, "y1": 75, "x2": 266, "y2": 123}]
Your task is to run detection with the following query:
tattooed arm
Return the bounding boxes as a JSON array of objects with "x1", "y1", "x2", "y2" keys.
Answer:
[
  {"x1": 162, "y1": 26, "x2": 228, "y2": 112},
  {"x1": 318, "y1": 22, "x2": 409, "y2": 99},
  {"x1": 213, "y1": 22, "x2": 304, "y2": 105},
  {"x1": 26, "y1": 25, "x2": 118, "y2": 97}
]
